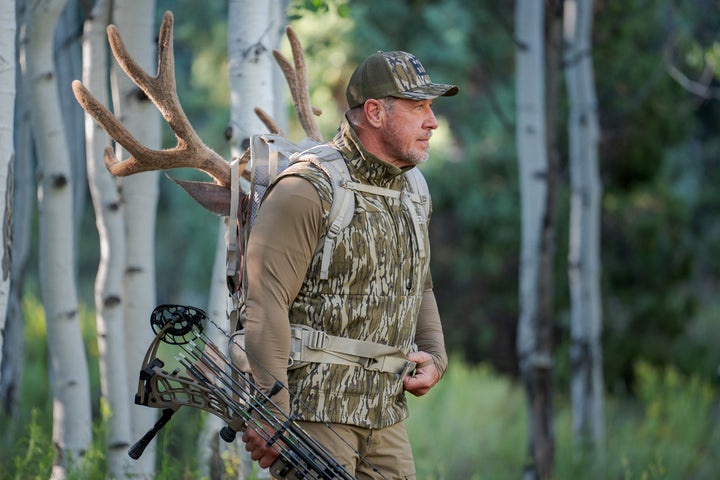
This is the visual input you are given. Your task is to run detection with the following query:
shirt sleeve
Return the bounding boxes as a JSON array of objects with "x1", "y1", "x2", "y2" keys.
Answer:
[
  {"x1": 244, "y1": 175, "x2": 324, "y2": 414},
  {"x1": 414, "y1": 288, "x2": 448, "y2": 378}
]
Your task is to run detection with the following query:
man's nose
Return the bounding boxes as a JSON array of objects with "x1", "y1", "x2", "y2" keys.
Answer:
[{"x1": 425, "y1": 109, "x2": 439, "y2": 129}]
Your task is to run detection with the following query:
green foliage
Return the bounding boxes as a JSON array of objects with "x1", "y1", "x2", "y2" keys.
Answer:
[
  {"x1": 4, "y1": 410, "x2": 55, "y2": 480},
  {"x1": 288, "y1": 0, "x2": 351, "y2": 20},
  {"x1": 406, "y1": 360, "x2": 527, "y2": 478},
  {"x1": 408, "y1": 359, "x2": 720, "y2": 480}
]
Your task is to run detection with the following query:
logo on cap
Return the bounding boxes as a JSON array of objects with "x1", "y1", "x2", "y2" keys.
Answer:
[{"x1": 345, "y1": 50, "x2": 458, "y2": 109}]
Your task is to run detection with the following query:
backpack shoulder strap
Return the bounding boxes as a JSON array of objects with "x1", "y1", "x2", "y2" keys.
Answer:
[
  {"x1": 292, "y1": 145, "x2": 354, "y2": 280},
  {"x1": 403, "y1": 168, "x2": 431, "y2": 218},
  {"x1": 401, "y1": 168, "x2": 431, "y2": 259}
]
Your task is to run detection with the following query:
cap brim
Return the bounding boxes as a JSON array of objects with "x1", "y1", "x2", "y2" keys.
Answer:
[{"x1": 393, "y1": 83, "x2": 459, "y2": 101}]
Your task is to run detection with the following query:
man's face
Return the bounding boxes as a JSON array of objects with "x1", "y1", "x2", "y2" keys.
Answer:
[{"x1": 381, "y1": 98, "x2": 439, "y2": 167}]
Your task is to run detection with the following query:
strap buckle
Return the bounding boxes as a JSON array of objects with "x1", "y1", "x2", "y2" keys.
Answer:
[
  {"x1": 360, "y1": 357, "x2": 417, "y2": 377},
  {"x1": 305, "y1": 329, "x2": 328, "y2": 350}
]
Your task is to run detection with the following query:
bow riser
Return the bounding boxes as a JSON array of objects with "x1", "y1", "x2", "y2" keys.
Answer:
[{"x1": 138, "y1": 367, "x2": 248, "y2": 433}]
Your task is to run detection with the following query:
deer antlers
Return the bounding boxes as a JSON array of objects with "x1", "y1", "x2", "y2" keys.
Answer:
[
  {"x1": 73, "y1": 12, "x2": 232, "y2": 186},
  {"x1": 73, "y1": 11, "x2": 323, "y2": 189}
]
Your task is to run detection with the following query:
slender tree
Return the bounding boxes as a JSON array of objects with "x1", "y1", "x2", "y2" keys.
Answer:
[
  {"x1": 0, "y1": 0, "x2": 15, "y2": 378},
  {"x1": 54, "y1": 0, "x2": 86, "y2": 228},
  {"x1": 515, "y1": 1, "x2": 555, "y2": 479},
  {"x1": 21, "y1": 0, "x2": 92, "y2": 477},
  {"x1": 564, "y1": 0, "x2": 605, "y2": 456},
  {"x1": 2, "y1": 0, "x2": 31, "y2": 420},
  {"x1": 81, "y1": 0, "x2": 134, "y2": 478},
  {"x1": 202, "y1": 3, "x2": 286, "y2": 477},
  {"x1": 111, "y1": 1, "x2": 161, "y2": 477},
  {"x1": 227, "y1": 0, "x2": 282, "y2": 153}
]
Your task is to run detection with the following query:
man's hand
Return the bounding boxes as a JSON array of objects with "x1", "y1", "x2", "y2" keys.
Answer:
[
  {"x1": 403, "y1": 351, "x2": 440, "y2": 397},
  {"x1": 242, "y1": 425, "x2": 280, "y2": 469}
]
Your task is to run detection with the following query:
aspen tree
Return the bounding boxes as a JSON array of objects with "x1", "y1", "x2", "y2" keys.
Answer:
[
  {"x1": 200, "y1": 2, "x2": 284, "y2": 477},
  {"x1": 515, "y1": 1, "x2": 555, "y2": 479},
  {"x1": 22, "y1": 0, "x2": 92, "y2": 477},
  {"x1": 564, "y1": 0, "x2": 605, "y2": 456},
  {"x1": 111, "y1": 1, "x2": 161, "y2": 477},
  {"x1": 0, "y1": 0, "x2": 15, "y2": 375},
  {"x1": 81, "y1": 0, "x2": 134, "y2": 478}
]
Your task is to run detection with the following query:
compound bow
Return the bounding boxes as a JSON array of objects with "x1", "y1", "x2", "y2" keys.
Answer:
[{"x1": 130, "y1": 304, "x2": 363, "y2": 480}]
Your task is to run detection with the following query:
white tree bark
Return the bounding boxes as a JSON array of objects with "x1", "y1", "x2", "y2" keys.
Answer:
[
  {"x1": 21, "y1": 0, "x2": 92, "y2": 478},
  {"x1": 564, "y1": 0, "x2": 605, "y2": 453},
  {"x1": 200, "y1": 2, "x2": 285, "y2": 478},
  {"x1": 516, "y1": 1, "x2": 547, "y2": 358},
  {"x1": 227, "y1": 0, "x2": 282, "y2": 158},
  {"x1": 111, "y1": 1, "x2": 160, "y2": 477},
  {"x1": 0, "y1": 0, "x2": 16, "y2": 378},
  {"x1": 81, "y1": 0, "x2": 134, "y2": 478},
  {"x1": 2, "y1": 0, "x2": 31, "y2": 417},
  {"x1": 515, "y1": 1, "x2": 554, "y2": 479},
  {"x1": 54, "y1": 0, "x2": 85, "y2": 228}
]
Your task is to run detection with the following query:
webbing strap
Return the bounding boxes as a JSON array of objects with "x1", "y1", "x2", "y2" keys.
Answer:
[
  {"x1": 343, "y1": 181, "x2": 401, "y2": 198},
  {"x1": 304, "y1": 152, "x2": 355, "y2": 280},
  {"x1": 226, "y1": 158, "x2": 240, "y2": 277},
  {"x1": 401, "y1": 170, "x2": 429, "y2": 258},
  {"x1": 401, "y1": 192, "x2": 426, "y2": 259},
  {"x1": 288, "y1": 325, "x2": 416, "y2": 377},
  {"x1": 267, "y1": 142, "x2": 279, "y2": 182}
]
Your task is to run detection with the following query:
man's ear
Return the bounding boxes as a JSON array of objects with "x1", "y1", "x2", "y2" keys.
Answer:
[{"x1": 363, "y1": 99, "x2": 385, "y2": 128}]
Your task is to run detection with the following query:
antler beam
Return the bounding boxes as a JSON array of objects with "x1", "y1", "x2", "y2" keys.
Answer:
[{"x1": 72, "y1": 12, "x2": 232, "y2": 187}]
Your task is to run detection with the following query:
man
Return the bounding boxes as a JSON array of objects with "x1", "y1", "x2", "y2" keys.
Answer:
[{"x1": 241, "y1": 50, "x2": 458, "y2": 479}]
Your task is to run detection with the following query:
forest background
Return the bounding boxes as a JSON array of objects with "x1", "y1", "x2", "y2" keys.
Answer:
[{"x1": 2, "y1": 0, "x2": 720, "y2": 479}]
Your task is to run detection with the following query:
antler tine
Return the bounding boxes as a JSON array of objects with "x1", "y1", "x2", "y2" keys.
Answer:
[
  {"x1": 73, "y1": 11, "x2": 232, "y2": 187},
  {"x1": 272, "y1": 26, "x2": 323, "y2": 142},
  {"x1": 107, "y1": 12, "x2": 193, "y2": 142},
  {"x1": 72, "y1": 80, "x2": 154, "y2": 159},
  {"x1": 254, "y1": 107, "x2": 285, "y2": 136}
]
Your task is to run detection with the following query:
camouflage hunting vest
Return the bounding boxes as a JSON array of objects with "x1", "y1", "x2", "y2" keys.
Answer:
[{"x1": 275, "y1": 120, "x2": 431, "y2": 428}]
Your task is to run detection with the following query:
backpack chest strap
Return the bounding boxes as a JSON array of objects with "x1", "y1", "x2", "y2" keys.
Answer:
[{"x1": 343, "y1": 181, "x2": 401, "y2": 198}]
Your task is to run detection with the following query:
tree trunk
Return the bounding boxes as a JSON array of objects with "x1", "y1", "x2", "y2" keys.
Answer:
[
  {"x1": 227, "y1": 0, "x2": 282, "y2": 156},
  {"x1": 0, "y1": 0, "x2": 15, "y2": 379},
  {"x1": 564, "y1": 0, "x2": 605, "y2": 458},
  {"x1": 54, "y1": 0, "x2": 86, "y2": 231},
  {"x1": 2, "y1": 0, "x2": 31, "y2": 418},
  {"x1": 515, "y1": 1, "x2": 555, "y2": 479},
  {"x1": 22, "y1": 0, "x2": 92, "y2": 478},
  {"x1": 213, "y1": 2, "x2": 285, "y2": 477},
  {"x1": 82, "y1": 1, "x2": 134, "y2": 478},
  {"x1": 111, "y1": 1, "x2": 161, "y2": 478}
]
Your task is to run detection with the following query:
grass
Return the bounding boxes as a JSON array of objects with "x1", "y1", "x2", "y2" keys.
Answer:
[{"x1": 1, "y1": 297, "x2": 719, "y2": 479}]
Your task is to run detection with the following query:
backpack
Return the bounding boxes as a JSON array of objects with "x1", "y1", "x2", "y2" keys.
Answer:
[{"x1": 226, "y1": 133, "x2": 431, "y2": 374}]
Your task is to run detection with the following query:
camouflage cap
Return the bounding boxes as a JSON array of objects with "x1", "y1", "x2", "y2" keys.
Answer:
[{"x1": 345, "y1": 51, "x2": 459, "y2": 109}]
